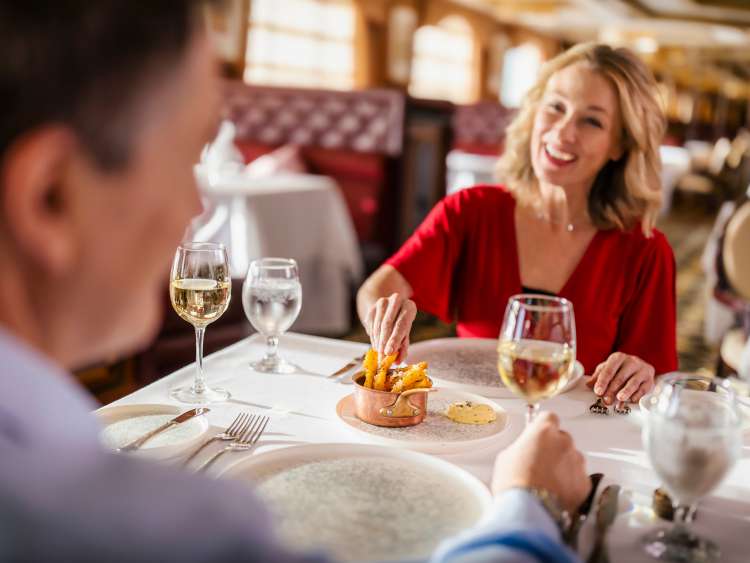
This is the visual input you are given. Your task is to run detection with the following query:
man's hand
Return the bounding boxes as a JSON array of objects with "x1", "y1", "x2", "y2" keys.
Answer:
[{"x1": 491, "y1": 412, "x2": 590, "y2": 513}]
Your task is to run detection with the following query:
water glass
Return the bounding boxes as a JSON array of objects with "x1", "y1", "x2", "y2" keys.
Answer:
[
  {"x1": 243, "y1": 258, "x2": 302, "y2": 373},
  {"x1": 642, "y1": 373, "x2": 741, "y2": 562}
]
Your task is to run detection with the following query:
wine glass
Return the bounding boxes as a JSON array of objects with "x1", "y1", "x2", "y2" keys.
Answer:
[
  {"x1": 497, "y1": 294, "x2": 576, "y2": 425},
  {"x1": 642, "y1": 373, "x2": 741, "y2": 562},
  {"x1": 169, "y1": 242, "x2": 231, "y2": 404},
  {"x1": 242, "y1": 258, "x2": 302, "y2": 374}
]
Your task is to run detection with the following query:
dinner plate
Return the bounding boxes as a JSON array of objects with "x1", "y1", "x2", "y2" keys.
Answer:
[
  {"x1": 96, "y1": 403, "x2": 210, "y2": 459},
  {"x1": 220, "y1": 443, "x2": 491, "y2": 562},
  {"x1": 335, "y1": 388, "x2": 513, "y2": 454},
  {"x1": 406, "y1": 337, "x2": 584, "y2": 398}
]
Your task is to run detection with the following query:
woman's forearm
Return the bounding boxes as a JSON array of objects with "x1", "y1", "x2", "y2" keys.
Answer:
[{"x1": 356, "y1": 266, "x2": 410, "y2": 324}]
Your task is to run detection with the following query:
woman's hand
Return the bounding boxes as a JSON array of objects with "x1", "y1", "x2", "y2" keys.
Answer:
[
  {"x1": 587, "y1": 352, "x2": 656, "y2": 404},
  {"x1": 363, "y1": 292, "x2": 417, "y2": 362}
]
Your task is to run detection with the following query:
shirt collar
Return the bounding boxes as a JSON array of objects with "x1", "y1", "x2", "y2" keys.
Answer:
[{"x1": 0, "y1": 327, "x2": 100, "y2": 448}]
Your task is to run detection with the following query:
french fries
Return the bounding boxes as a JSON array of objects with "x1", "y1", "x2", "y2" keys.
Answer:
[
  {"x1": 363, "y1": 349, "x2": 378, "y2": 389},
  {"x1": 360, "y1": 349, "x2": 431, "y2": 392},
  {"x1": 374, "y1": 353, "x2": 397, "y2": 391}
]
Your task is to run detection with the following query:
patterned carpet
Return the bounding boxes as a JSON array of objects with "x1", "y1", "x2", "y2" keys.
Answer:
[{"x1": 344, "y1": 205, "x2": 718, "y2": 374}]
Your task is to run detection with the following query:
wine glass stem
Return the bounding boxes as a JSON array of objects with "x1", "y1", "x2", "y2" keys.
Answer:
[
  {"x1": 526, "y1": 402, "x2": 540, "y2": 425},
  {"x1": 265, "y1": 335, "x2": 279, "y2": 361},
  {"x1": 193, "y1": 326, "x2": 206, "y2": 394}
]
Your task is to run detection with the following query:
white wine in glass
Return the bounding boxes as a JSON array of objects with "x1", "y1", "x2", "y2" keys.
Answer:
[
  {"x1": 169, "y1": 242, "x2": 231, "y2": 404},
  {"x1": 171, "y1": 278, "x2": 231, "y2": 327},
  {"x1": 497, "y1": 295, "x2": 576, "y2": 424}
]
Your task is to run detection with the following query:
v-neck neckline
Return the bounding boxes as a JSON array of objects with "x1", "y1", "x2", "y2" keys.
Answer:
[{"x1": 509, "y1": 199, "x2": 603, "y2": 297}]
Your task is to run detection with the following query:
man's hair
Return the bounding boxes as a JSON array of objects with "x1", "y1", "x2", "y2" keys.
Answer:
[{"x1": 0, "y1": 1, "x2": 205, "y2": 170}]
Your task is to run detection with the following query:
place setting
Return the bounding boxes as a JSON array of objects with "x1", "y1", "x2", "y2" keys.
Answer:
[
  {"x1": 333, "y1": 349, "x2": 514, "y2": 454},
  {"x1": 96, "y1": 403, "x2": 272, "y2": 469}
]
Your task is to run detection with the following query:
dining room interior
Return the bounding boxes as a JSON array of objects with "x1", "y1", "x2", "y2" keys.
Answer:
[
  {"x1": 77, "y1": 0, "x2": 750, "y2": 403},
  {"x1": 43, "y1": 1, "x2": 750, "y2": 561}
]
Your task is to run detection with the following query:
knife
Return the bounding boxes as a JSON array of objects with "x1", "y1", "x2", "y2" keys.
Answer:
[
  {"x1": 118, "y1": 407, "x2": 210, "y2": 452},
  {"x1": 586, "y1": 484, "x2": 620, "y2": 563},
  {"x1": 327, "y1": 353, "x2": 366, "y2": 378},
  {"x1": 565, "y1": 472, "x2": 604, "y2": 549}
]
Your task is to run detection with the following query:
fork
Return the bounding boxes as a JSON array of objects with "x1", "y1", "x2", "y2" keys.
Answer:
[
  {"x1": 196, "y1": 415, "x2": 269, "y2": 472},
  {"x1": 183, "y1": 412, "x2": 251, "y2": 466}
]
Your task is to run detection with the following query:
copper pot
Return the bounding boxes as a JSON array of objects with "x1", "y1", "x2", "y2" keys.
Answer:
[{"x1": 351, "y1": 372, "x2": 435, "y2": 427}]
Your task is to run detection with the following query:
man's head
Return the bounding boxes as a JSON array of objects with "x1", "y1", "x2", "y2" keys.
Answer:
[{"x1": 0, "y1": 2, "x2": 221, "y2": 368}]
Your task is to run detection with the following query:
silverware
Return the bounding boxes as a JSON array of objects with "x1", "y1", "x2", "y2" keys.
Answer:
[
  {"x1": 196, "y1": 414, "x2": 269, "y2": 472},
  {"x1": 327, "y1": 353, "x2": 366, "y2": 378},
  {"x1": 586, "y1": 484, "x2": 620, "y2": 563},
  {"x1": 118, "y1": 407, "x2": 210, "y2": 452},
  {"x1": 182, "y1": 412, "x2": 251, "y2": 466},
  {"x1": 566, "y1": 472, "x2": 604, "y2": 549}
]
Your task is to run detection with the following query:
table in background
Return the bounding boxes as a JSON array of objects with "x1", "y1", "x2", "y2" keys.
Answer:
[
  {"x1": 110, "y1": 333, "x2": 750, "y2": 562},
  {"x1": 191, "y1": 174, "x2": 363, "y2": 335}
]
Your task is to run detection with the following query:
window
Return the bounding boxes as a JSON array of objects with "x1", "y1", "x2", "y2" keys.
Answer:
[
  {"x1": 500, "y1": 43, "x2": 542, "y2": 108},
  {"x1": 244, "y1": 0, "x2": 355, "y2": 90},
  {"x1": 387, "y1": 5, "x2": 418, "y2": 84},
  {"x1": 409, "y1": 16, "x2": 476, "y2": 104}
]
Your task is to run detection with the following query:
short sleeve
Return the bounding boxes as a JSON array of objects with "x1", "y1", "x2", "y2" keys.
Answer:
[
  {"x1": 386, "y1": 193, "x2": 468, "y2": 323},
  {"x1": 615, "y1": 231, "x2": 678, "y2": 374}
]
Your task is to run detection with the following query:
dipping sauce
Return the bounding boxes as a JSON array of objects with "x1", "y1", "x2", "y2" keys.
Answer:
[{"x1": 445, "y1": 401, "x2": 497, "y2": 425}]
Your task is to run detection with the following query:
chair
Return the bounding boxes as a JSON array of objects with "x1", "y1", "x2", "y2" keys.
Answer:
[{"x1": 715, "y1": 199, "x2": 750, "y2": 376}]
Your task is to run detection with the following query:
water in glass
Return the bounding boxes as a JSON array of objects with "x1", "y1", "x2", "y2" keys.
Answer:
[
  {"x1": 642, "y1": 374, "x2": 741, "y2": 562},
  {"x1": 243, "y1": 258, "x2": 302, "y2": 373}
]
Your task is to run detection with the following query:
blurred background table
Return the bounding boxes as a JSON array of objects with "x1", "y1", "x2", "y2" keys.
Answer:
[{"x1": 192, "y1": 172, "x2": 363, "y2": 336}]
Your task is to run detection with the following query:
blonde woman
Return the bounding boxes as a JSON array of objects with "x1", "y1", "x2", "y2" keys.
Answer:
[{"x1": 358, "y1": 43, "x2": 677, "y2": 406}]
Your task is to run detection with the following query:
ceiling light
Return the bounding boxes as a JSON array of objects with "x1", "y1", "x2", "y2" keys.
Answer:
[{"x1": 634, "y1": 37, "x2": 659, "y2": 54}]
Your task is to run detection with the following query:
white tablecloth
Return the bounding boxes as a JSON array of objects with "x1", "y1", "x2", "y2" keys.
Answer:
[
  {"x1": 110, "y1": 333, "x2": 750, "y2": 562},
  {"x1": 190, "y1": 174, "x2": 363, "y2": 335}
]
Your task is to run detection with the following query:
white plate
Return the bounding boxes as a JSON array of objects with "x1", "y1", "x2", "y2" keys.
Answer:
[
  {"x1": 96, "y1": 403, "x2": 210, "y2": 459},
  {"x1": 336, "y1": 389, "x2": 512, "y2": 454},
  {"x1": 220, "y1": 443, "x2": 491, "y2": 562},
  {"x1": 406, "y1": 337, "x2": 584, "y2": 398}
]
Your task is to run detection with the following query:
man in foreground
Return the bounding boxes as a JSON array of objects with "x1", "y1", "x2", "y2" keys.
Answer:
[{"x1": 0, "y1": 2, "x2": 589, "y2": 561}]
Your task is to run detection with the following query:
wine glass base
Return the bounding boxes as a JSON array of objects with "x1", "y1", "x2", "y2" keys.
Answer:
[
  {"x1": 170, "y1": 385, "x2": 230, "y2": 405},
  {"x1": 250, "y1": 356, "x2": 296, "y2": 374},
  {"x1": 642, "y1": 527, "x2": 720, "y2": 562}
]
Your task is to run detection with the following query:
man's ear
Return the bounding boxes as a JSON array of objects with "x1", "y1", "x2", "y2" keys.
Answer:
[{"x1": 0, "y1": 126, "x2": 79, "y2": 276}]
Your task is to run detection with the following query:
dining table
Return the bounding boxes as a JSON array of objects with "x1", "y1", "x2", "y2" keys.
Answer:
[{"x1": 105, "y1": 332, "x2": 750, "y2": 562}]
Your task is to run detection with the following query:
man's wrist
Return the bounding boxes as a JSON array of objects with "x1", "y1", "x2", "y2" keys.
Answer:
[{"x1": 510, "y1": 487, "x2": 571, "y2": 533}]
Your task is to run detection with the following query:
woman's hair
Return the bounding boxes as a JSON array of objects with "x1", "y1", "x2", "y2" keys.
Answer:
[{"x1": 497, "y1": 42, "x2": 666, "y2": 236}]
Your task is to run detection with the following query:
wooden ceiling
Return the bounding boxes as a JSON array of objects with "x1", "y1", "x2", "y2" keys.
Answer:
[{"x1": 457, "y1": 0, "x2": 750, "y2": 96}]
